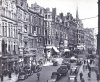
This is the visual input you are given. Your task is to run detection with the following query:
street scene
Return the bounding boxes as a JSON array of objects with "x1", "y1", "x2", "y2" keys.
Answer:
[{"x1": 0, "y1": 0, "x2": 99, "y2": 82}]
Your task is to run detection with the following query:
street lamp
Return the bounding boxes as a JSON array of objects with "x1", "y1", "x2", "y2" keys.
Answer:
[{"x1": 97, "y1": 0, "x2": 100, "y2": 74}]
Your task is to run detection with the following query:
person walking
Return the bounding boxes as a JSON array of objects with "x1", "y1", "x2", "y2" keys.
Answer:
[
  {"x1": 1, "y1": 73, "x2": 3, "y2": 82},
  {"x1": 97, "y1": 73, "x2": 100, "y2": 82},
  {"x1": 37, "y1": 72, "x2": 40, "y2": 80},
  {"x1": 8, "y1": 70, "x2": 12, "y2": 80},
  {"x1": 80, "y1": 72, "x2": 83, "y2": 80},
  {"x1": 88, "y1": 71, "x2": 91, "y2": 80},
  {"x1": 81, "y1": 78, "x2": 85, "y2": 82}
]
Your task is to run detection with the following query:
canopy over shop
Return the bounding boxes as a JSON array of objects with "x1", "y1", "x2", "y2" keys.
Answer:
[{"x1": 46, "y1": 46, "x2": 59, "y2": 57}]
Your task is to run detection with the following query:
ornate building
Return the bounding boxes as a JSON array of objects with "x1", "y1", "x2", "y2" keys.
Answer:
[
  {"x1": 84, "y1": 28, "x2": 95, "y2": 54},
  {"x1": 28, "y1": 3, "x2": 45, "y2": 61},
  {"x1": 0, "y1": 0, "x2": 18, "y2": 72},
  {"x1": 16, "y1": 0, "x2": 29, "y2": 66}
]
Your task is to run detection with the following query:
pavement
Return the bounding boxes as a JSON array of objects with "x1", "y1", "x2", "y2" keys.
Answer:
[
  {"x1": 0, "y1": 73, "x2": 18, "y2": 82},
  {"x1": 77, "y1": 63, "x2": 98, "y2": 82}
]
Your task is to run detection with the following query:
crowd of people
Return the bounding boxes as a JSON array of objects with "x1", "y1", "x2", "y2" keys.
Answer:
[{"x1": 79, "y1": 58, "x2": 100, "y2": 82}]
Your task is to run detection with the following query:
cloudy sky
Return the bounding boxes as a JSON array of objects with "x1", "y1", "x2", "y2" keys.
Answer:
[{"x1": 27, "y1": 0, "x2": 98, "y2": 33}]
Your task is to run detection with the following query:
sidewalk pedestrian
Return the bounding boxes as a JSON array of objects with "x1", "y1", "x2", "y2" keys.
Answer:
[
  {"x1": 80, "y1": 72, "x2": 83, "y2": 80},
  {"x1": 37, "y1": 72, "x2": 40, "y2": 80},
  {"x1": 1, "y1": 73, "x2": 3, "y2": 82},
  {"x1": 88, "y1": 71, "x2": 91, "y2": 79},
  {"x1": 97, "y1": 73, "x2": 100, "y2": 82},
  {"x1": 81, "y1": 78, "x2": 85, "y2": 82},
  {"x1": 8, "y1": 70, "x2": 12, "y2": 80}
]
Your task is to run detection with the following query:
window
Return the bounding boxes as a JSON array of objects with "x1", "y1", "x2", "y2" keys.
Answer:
[
  {"x1": 48, "y1": 15, "x2": 50, "y2": 19},
  {"x1": 34, "y1": 26, "x2": 36, "y2": 31},
  {"x1": 14, "y1": 28, "x2": 15, "y2": 38},
  {"x1": 24, "y1": 42, "x2": 27, "y2": 48},
  {"x1": 5, "y1": 22, "x2": 7, "y2": 37},
  {"x1": 8, "y1": 41, "x2": 10, "y2": 51},
  {"x1": 0, "y1": 24, "x2": 1, "y2": 35},
  {"x1": 11, "y1": 25, "x2": 13, "y2": 37},
  {"x1": 24, "y1": 25, "x2": 27, "y2": 33},
  {"x1": 8, "y1": 24, "x2": 10, "y2": 37},
  {"x1": 2, "y1": 22, "x2": 4, "y2": 36},
  {"x1": 16, "y1": 29, "x2": 17, "y2": 38},
  {"x1": 45, "y1": 15, "x2": 47, "y2": 19},
  {"x1": 39, "y1": 28, "x2": 40, "y2": 34}
]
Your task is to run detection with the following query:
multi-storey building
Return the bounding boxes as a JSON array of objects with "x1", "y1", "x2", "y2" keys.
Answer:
[
  {"x1": 75, "y1": 10, "x2": 84, "y2": 54},
  {"x1": 52, "y1": 13, "x2": 68, "y2": 55},
  {"x1": 65, "y1": 13, "x2": 77, "y2": 51},
  {"x1": 16, "y1": 0, "x2": 29, "y2": 66},
  {"x1": 28, "y1": 3, "x2": 45, "y2": 61},
  {"x1": 44, "y1": 8, "x2": 53, "y2": 46},
  {"x1": 0, "y1": 0, "x2": 18, "y2": 72},
  {"x1": 84, "y1": 28, "x2": 95, "y2": 54}
]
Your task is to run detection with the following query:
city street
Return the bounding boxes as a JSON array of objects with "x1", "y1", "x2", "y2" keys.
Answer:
[{"x1": 18, "y1": 59, "x2": 70, "y2": 82}]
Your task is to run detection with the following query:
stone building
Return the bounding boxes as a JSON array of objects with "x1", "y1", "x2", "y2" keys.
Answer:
[
  {"x1": 84, "y1": 28, "x2": 95, "y2": 54},
  {"x1": 75, "y1": 10, "x2": 84, "y2": 54},
  {"x1": 16, "y1": 0, "x2": 29, "y2": 66},
  {"x1": 0, "y1": 0, "x2": 18, "y2": 72},
  {"x1": 65, "y1": 13, "x2": 77, "y2": 51},
  {"x1": 28, "y1": 3, "x2": 45, "y2": 61}
]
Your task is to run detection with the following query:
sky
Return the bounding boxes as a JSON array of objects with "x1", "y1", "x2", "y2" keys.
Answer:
[{"x1": 27, "y1": 0, "x2": 98, "y2": 34}]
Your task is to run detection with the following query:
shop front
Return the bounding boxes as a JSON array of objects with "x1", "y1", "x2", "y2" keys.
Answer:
[{"x1": 0, "y1": 55, "x2": 18, "y2": 75}]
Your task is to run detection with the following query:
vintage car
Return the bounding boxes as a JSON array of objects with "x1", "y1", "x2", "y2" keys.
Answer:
[
  {"x1": 18, "y1": 71, "x2": 28, "y2": 80},
  {"x1": 70, "y1": 66, "x2": 78, "y2": 75},
  {"x1": 57, "y1": 65, "x2": 68, "y2": 76},
  {"x1": 68, "y1": 75, "x2": 77, "y2": 82}
]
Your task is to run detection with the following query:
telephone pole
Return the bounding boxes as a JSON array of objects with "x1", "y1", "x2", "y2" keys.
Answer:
[{"x1": 97, "y1": 0, "x2": 100, "y2": 74}]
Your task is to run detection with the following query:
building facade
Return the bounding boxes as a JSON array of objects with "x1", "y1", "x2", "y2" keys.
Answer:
[
  {"x1": 0, "y1": 0, "x2": 18, "y2": 72},
  {"x1": 16, "y1": 0, "x2": 29, "y2": 67},
  {"x1": 84, "y1": 28, "x2": 95, "y2": 55},
  {"x1": 28, "y1": 3, "x2": 45, "y2": 61}
]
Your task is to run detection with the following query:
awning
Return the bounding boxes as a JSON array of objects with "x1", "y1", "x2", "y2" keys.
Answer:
[
  {"x1": 24, "y1": 54, "x2": 36, "y2": 57},
  {"x1": 70, "y1": 56, "x2": 77, "y2": 60},
  {"x1": 46, "y1": 46, "x2": 59, "y2": 53},
  {"x1": 64, "y1": 49, "x2": 70, "y2": 52},
  {"x1": 52, "y1": 46, "x2": 59, "y2": 53}
]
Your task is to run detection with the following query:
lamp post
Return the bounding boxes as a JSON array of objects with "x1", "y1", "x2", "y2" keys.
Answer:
[{"x1": 97, "y1": 0, "x2": 100, "y2": 74}]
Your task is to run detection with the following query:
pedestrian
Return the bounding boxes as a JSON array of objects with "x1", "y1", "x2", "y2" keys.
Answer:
[
  {"x1": 8, "y1": 70, "x2": 12, "y2": 79},
  {"x1": 81, "y1": 78, "x2": 85, "y2": 82},
  {"x1": 88, "y1": 65, "x2": 91, "y2": 72},
  {"x1": 97, "y1": 73, "x2": 100, "y2": 82},
  {"x1": 80, "y1": 72, "x2": 83, "y2": 80},
  {"x1": 88, "y1": 71, "x2": 91, "y2": 79},
  {"x1": 84, "y1": 60, "x2": 86, "y2": 64},
  {"x1": 1, "y1": 73, "x2": 3, "y2": 82},
  {"x1": 37, "y1": 72, "x2": 40, "y2": 80}
]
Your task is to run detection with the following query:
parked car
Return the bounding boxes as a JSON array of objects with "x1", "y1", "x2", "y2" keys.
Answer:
[
  {"x1": 70, "y1": 66, "x2": 78, "y2": 75},
  {"x1": 68, "y1": 75, "x2": 77, "y2": 82},
  {"x1": 57, "y1": 65, "x2": 68, "y2": 76},
  {"x1": 18, "y1": 71, "x2": 28, "y2": 80},
  {"x1": 23, "y1": 66, "x2": 32, "y2": 76},
  {"x1": 62, "y1": 61, "x2": 71, "y2": 70}
]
